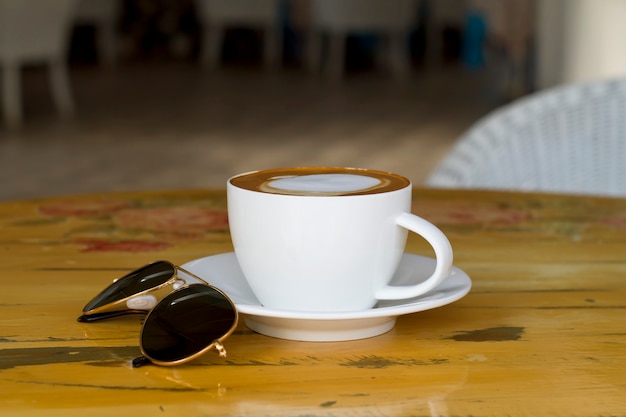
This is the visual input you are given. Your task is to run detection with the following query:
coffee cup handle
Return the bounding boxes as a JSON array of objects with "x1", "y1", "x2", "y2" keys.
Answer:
[{"x1": 375, "y1": 212, "x2": 453, "y2": 300}]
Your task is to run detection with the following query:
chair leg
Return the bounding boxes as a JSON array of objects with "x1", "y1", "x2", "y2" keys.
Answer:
[
  {"x1": 325, "y1": 32, "x2": 345, "y2": 80},
  {"x1": 48, "y1": 59, "x2": 75, "y2": 119},
  {"x1": 389, "y1": 32, "x2": 410, "y2": 79},
  {"x1": 305, "y1": 30, "x2": 322, "y2": 73},
  {"x1": 373, "y1": 35, "x2": 387, "y2": 70},
  {"x1": 425, "y1": 21, "x2": 444, "y2": 68},
  {"x1": 2, "y1": 64, "x2": 22, "y2": 129},
  {"x1": 200, "y1": 26, "x2": 223, "y2": 69},
  {"x1": 96, "y1": 21, "x2": 118, "y2": 66},
  {"x1": 263, "y1": 26, "x2": 281, "y2": 69}
]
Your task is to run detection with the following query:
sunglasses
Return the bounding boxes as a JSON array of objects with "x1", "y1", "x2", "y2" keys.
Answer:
[{"x1": 78, "y1": 261, "x2": 238, "y2": 367}]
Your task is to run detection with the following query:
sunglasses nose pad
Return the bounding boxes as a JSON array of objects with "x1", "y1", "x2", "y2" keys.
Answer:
[
  {"x1": 127, "y1": 294, "x2": 158, "y2": 310},
  {"x1": 172, "y1": 279, "x2": 185, "y2": 290},
  {"x1": 214, "y1": 341, "x2": 227, "y2": 358}
]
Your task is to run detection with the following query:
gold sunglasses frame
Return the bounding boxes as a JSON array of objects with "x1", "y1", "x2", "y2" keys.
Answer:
[{"x1": 80, "y1": 261, "x2": 239, "y2": 366}]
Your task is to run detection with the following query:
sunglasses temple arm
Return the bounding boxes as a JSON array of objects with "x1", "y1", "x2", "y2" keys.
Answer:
[{"x1": 77, "y1": 309, "x2": 148, "y2": 323}]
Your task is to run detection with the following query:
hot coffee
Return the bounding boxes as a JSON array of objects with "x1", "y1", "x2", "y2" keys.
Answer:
[
  {"x1": 227, "y1": 167, "x2": 453, "y2": 314},
  {"x1": 229, "y1": 167, "x2": 409, "y2": 196}
]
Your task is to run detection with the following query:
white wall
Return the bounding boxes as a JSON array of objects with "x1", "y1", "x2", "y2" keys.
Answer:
[{"x1": 537, "y1": 0, "x2": 626, "y2": 88}]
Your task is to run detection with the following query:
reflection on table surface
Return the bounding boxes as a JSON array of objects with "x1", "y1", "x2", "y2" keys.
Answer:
[{"x1": 0, "y1": 188, "x2": 625, "y2": 416}]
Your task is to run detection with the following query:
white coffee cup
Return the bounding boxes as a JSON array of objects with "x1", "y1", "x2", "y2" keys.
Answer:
[{"x1": 227, "y1": 167, "x2": 453, "y2": 312}]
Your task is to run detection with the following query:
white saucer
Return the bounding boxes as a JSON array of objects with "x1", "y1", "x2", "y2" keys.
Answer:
[{"x1": 183, "y1": 253, "x2": 471, "y2": 342}]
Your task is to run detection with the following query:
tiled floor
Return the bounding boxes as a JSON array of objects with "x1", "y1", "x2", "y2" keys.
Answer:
[{"x1": 0, "y1": 62, "x2": 495, "y2": 201}]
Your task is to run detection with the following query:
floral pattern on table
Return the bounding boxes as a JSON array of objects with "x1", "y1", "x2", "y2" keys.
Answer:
[
  {"x1": 3, "y1": 189, "x2": 625, "y2": 254},
  {"x1": 113, "y1": 207, "x2": 228, "y2": 236},
  {"x1": 412, "y1": 199, "x2": 533, "y2": 228},
  {"x1": 74, "y1": 238, "x2": 173, "y2": 253},
  {"x1": 38, "y1": 199, "x2": 132, "y2": 218},
  {"x1": 412, "y1": 190, "x2": 626, "y2": 243},
  {"x1": 21, "y1": 192, "x2": 230, "y2": 253}
]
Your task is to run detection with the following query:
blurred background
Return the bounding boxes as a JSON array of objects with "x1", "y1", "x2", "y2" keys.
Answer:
[{"x1": 1, "y1": 0, "x2": 625, "y2": 201}]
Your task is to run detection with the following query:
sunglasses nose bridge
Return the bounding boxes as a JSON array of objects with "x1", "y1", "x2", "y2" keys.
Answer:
[{"x1": 214, "y1": 341, "x2": 227, "y2": 358}]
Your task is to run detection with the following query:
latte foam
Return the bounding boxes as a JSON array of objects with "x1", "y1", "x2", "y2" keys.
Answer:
[
  {"x1": 230, "y1": 167, "x2": 409, "y2": 196},
  {"x1": 264, "y1": 174, "x2": 381, "y2": 194}
]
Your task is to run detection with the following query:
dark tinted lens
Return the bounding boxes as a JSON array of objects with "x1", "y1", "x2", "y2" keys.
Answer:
[
  {"x1": 140, "y1": 284, "x2": 237, "y2": 364},
  {"x1": 83, "y1": 261, "x2": 175, "y2": 313}
]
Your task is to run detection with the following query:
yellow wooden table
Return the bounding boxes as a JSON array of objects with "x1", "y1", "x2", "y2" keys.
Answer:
[{"x1": 1, "y1": 188, "x2": 625, "y2": 416}]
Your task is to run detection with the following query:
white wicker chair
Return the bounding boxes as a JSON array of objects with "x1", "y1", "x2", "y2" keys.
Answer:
[
  {"x1": 426, "y1": 77, "x2": 626, "y2": 197},
  {"x1": 0, "y1": 0, "x2": 78, "y2": 128},
  {"x1": 195, "y1": 0, "x2": 282, "y2": 69},
  {"x1": 306, "y1": 0, "x2": 418, "y2": 79}
]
